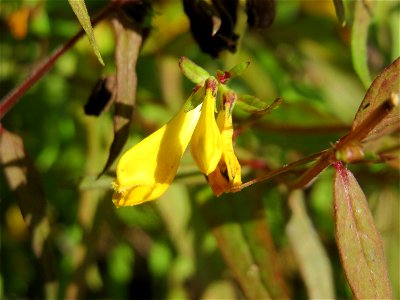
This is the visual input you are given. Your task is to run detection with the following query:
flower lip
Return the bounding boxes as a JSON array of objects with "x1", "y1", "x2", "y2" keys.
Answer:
[{"x1": 112, "y1": 91, "x2": 203, "y2": 206}]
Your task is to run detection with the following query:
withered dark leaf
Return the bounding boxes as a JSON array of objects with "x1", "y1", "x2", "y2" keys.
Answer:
[
  {"x1": 183, "y1": 0, "x2": 239, "y2": 57},
  {"x1": 332, "y1": 0, "x2": 346, "y2": 26},
  {"x1": 84, "y1": 76, "x2": 115, "y2": 116},
  {"x1": 246, "y1": 0, "x2": 275, "y2": 28},
  {"x1": 100, "y1": 3, "x2": 151, "y2": 176},
  {"x1": 120, "y1": 0, "x2": 153, "y2": 28}
]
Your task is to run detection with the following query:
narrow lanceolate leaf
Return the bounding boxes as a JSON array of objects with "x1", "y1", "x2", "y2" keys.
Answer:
[
  {"x1": 179, "y1": 56, "x2": 210, "y2": 84},
  {"x1": 198, "y1": 191, "x2": 289, "y2": 299},
  {"x1": 333, "y1": 162, "x2": 392, "y2": 299},
  {"x1": 231, "y1": 192, "x2": 289, "y2": 299},
  {"x1": 68, "y1": 0, "x2": 104, "y2": 65},
  {"x1": 351, "y1": 0, "x2": 374, "y2": 88},
  {"x1": 236, "y1": 95, "x2": 282, "y2": 114},
  {"x1": 100, "y1": 13, "x2": 146, "y2": 175},
  {"x1": 352, "y1": 57, "x2": 400, "y2": 143},
  {"x1": 0, "y1": 128, "x2": 56, "y2": 296},
  {"x1": 184, "y1": 85, "x2": 205, "y2": 112},
  {"x1": 286, "y1": 190, "x2": 335, "y2": 299}
]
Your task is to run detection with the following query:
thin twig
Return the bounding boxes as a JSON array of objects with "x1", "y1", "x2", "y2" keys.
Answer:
[
  {"x1": 0, "y1": 2, "x2": 117, "y2": 120},
  {"x1": 231, "y1": 149, "x2": 330, "y2": 191},
  {"x1": 233, "y1": 95, "x2": 399, "y2": 191}
]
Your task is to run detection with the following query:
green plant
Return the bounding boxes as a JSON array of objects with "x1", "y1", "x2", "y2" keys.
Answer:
[{"x1": 1, "y1": 0, "x2": 398, "y2": 299}]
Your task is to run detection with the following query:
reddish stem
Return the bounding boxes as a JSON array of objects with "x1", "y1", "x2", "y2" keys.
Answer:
[
  {"x1": 288, "y1": 150, "x2": 335, "y2": 189},
  {"x1": 336, "y1": 96, "x2": 397, "y2": 148},
  {"x1": 0, "y1": 2, "x2": 117, "y2": 120},
  {"x1": 231, "y1": 149, "x2": 330, "y2": 191}
]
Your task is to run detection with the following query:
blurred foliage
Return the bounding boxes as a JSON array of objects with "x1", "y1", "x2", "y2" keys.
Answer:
[{"x1": 0, "y1": 0, "x2": 399, "y2": 299}]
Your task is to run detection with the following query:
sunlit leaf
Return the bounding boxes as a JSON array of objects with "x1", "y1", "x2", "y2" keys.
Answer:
[
  {"x1": 179, "y1": 56, "x2": 210, "y2": 84},
  {"x1": 68, "y1": 0, "x2": 104, "y2": 65},
  {"x1": 351, "y1": 0, "x2": 374, "y2": 88},
  {"x1": 100, "y1": 14, "x2": 146, "y2": 175},
  {"x1": 353, "y1": 57, "x2": 400, "y2": 142},
  {"x1": 286, "y1": 190, "x2": 335, "y2": 299},
  {"x1": 333, "y1": 161, "x2": 392, "y2": 299}
]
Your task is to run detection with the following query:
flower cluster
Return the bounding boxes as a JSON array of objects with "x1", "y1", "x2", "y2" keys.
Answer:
[{"x1": 112, "y1": 59, "x2": 245, "y2": 207}]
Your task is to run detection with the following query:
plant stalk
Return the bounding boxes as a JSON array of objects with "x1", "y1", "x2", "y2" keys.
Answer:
[{"x1": 0, "y1": 1, "x2": 117, "y2": 120}]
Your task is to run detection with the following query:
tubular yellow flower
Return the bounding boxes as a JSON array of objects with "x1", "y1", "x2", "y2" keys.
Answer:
[
  {"x1": 208, "y1": 99, "x2": 242, "y2": 196},
  {"x1": 190, "y1": 80, "x2": 222, "y2": 175},
  {"x1": 112, "y1": 99, "x2": 202, "y2": 207}
]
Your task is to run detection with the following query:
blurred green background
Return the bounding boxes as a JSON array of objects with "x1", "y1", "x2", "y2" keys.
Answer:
[{"x1": 1, "y1": 0, "x2": 398, "y2": 299}]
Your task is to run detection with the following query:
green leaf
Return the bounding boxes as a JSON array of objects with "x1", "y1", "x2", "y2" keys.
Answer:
[
  {"x1": 198, "y1": 190, "x2": 289, "y2": 299},
  {"x1": 184, "y1": 77, "x2": 217, "y2": 112},
  {"x1": 236, "y1": 95, "x2": 282, "y2": 114},
  {"x1": 68, "y1": 0, "x2": 104, "y2": 66},
  {"x1": 100, "y1": 14, "x2": 145, "y2": 175},
  {"x1": 352, "y1": 57, "x2": 400, "y2": 142},
  {"x1": 178, "y1": 56, "x2": 210, "y2": 84},
  {"x1": 286, "y1": 190, "x2": 335, "y2": 299},
  {"x1": 333, "y1": 161, "x2": 392, "y2": 299},
  {"x1": 184, "y1": 85, "x2": 205, "y2": 112},
  {"x1": 228, "y1": 61, "x2": 250, "y2": 77},
  {"x1": 351, "y1": 0, "x2": 374, "y2": 88}
]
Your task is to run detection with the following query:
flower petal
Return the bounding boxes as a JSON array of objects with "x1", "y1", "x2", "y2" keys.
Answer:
[
  {"x1": 208, "y1": 101, "x2": 242, "y2": 195},
  {"x1": 190, "y1": 82, "x2": 222, "y2": 175},
  {"x1": 113, "y1": 96, "x2": 202, "y2": 206}
]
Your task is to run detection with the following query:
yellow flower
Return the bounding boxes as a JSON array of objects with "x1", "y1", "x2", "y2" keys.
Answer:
[
  {"x1": 112, "y1": 94, "x2": 203, "y2": 207},
  {"x1": 207, "y1": 95, "x2": 242, "y2": 196},
  {"x1": 190, "y1": 81, "x2": 222, "y2": 175},
  {"x1": 112, "y1": 80, "x2": 223, "y2": 207},
  {"x1": 112, "y1": 73, "x2": 245, "y2": 206}
]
